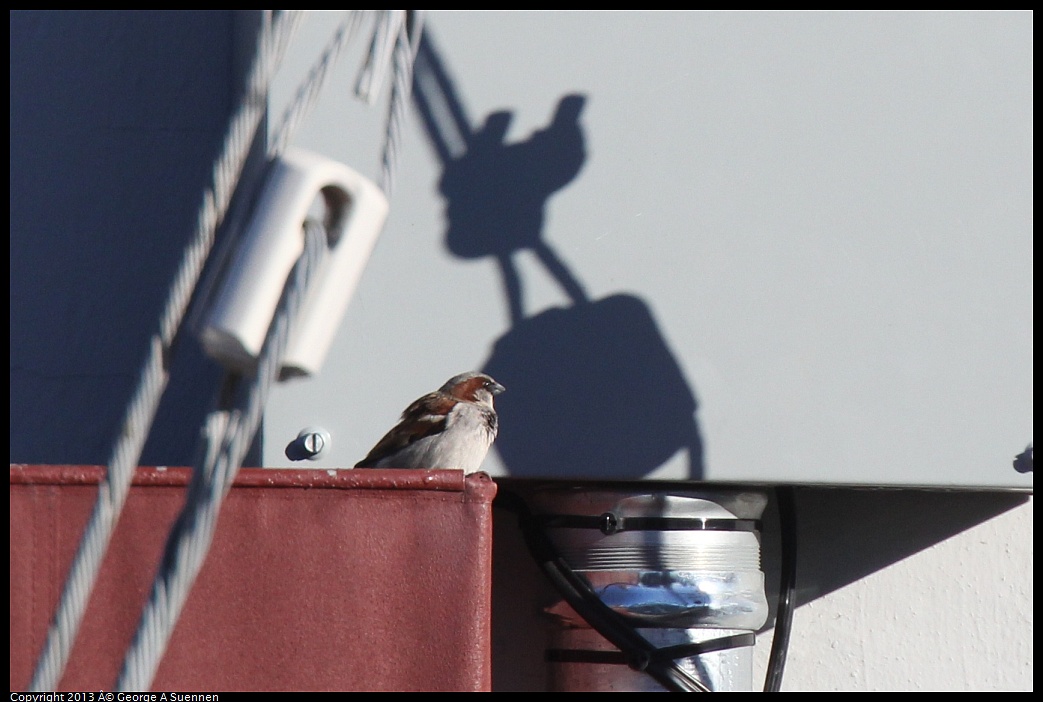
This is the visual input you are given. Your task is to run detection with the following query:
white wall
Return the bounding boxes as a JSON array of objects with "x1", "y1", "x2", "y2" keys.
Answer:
[{"x1": 754, "y1": 496, "x2": 1032, "y2": 691}]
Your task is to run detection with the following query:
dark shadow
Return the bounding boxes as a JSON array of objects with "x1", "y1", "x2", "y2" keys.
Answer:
[
  {"x1": 757, "y1": 487, "x2": 1030, "y2": 625},
  {"x1": 483, "y1": 296, "x2": 703, "y2": 479},
  {"x1": 1013, "y1": 444, "x2": 1033, "y2": 473},
  {"x1": 490, "y1": 499, "x2": 558, "y2": 691},
  {"x1": 413, "y1": 30, "x2": 703, "y2": 480},
  {"x1": 9, "y1": 11, "x2": 262, "y2": 467}
]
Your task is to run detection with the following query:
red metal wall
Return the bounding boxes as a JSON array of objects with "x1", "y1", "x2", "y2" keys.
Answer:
[{"x1": 10, "y1": 465, "x2": 496, "y2": 692}]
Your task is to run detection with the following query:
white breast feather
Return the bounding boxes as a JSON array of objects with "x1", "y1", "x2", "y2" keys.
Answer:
[{"x1": 373, "y1": 401, "x2": 496, "y2": 472}]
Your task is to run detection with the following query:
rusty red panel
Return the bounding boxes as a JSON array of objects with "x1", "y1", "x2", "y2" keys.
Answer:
[{"x1": 10, "y1": 465, "x2": 496, "y2": 692}]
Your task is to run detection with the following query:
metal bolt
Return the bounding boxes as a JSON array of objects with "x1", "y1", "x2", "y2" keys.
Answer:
[
  {"x1": 285, "y1": 426, "x2": 331, "y2": 461},
  {"x1": 301, "y1": 432, "x2": 325, "y2": 456}
]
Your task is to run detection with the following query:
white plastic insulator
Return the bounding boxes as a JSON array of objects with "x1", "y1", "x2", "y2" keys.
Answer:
[{"x1": 201, "y1": 148, "x2": 388, "y2": 376}]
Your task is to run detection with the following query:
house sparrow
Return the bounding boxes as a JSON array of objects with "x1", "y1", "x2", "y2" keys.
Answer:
[{"x1": 354, "y1": 372, "x2": 505, "y2": 473}]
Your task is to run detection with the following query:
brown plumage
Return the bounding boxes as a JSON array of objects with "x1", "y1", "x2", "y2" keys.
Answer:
[{"x1": 355, "y1": 372, "x2": 505, "y2": 473}]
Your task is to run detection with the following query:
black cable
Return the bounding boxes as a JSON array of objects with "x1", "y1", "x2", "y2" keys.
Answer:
[
  {"x1": 763, "y1": 485, "x2": 798, "y2": 692},
  {"x1": 547, "y1": 632, "x2": 755, "y2": 665}
]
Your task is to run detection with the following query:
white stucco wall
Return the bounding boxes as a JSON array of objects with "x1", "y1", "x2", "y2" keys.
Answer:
[{"x1": 752, "y1": 497, "x2": 1032, "y2": 691}]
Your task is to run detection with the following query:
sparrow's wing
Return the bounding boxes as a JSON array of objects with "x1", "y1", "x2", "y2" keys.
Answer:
[{"x1": 354, "y1": 392, "x2": 456, "y2": 468}]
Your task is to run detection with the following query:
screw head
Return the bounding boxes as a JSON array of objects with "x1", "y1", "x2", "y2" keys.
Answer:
[{"x1": 285, "y1": 426, "x2": 331, "y2": 461}]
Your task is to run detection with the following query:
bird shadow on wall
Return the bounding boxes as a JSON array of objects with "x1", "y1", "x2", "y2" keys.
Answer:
[{"x1": 413, "y1": 31, "x2": 703, "y2": 480}]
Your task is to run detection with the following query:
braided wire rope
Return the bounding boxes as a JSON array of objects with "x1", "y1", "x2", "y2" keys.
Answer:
[
  {"x1": 112, "y1": 10, "x2": 418, "y2": 691},
  {"x1": 380, "y1": 11, "x2": 425, "y2": 197},
  {"x1": 31, "y1": 10, "x2": 417, "y2": 690},
  {"x1": 115, "y1": 221, "x2": 327, "y2": 691},
  {"x1": 27, "y1": 11, "x2": 303, "y2": 691},
  {"x1": 268, "y1": 10, "x2": 367, "y2": 156}
]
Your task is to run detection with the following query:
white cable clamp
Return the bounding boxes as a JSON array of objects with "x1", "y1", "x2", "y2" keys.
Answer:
[{"x1": 201, "y1": 148, "x2": 388, "y2": 376}]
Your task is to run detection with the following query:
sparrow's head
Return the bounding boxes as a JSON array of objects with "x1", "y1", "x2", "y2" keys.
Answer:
[{"x1": 441, "y1": 371, "x2": 506, "y2": 408}]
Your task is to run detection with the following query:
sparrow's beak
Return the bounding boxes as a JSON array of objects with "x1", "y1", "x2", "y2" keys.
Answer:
[{"x1": 490, "y1": 381, "x2": 506, "y2": 396}]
